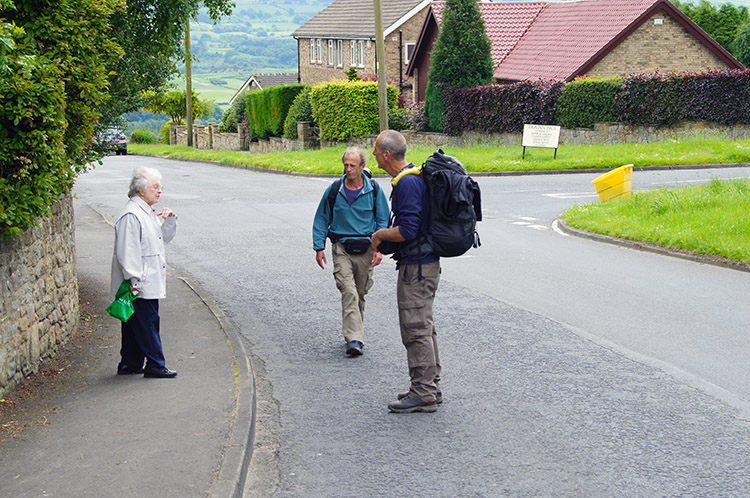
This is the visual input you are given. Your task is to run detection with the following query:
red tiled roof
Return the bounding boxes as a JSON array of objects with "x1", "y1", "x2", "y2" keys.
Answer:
[
  {"x1": 496, "y1": 0, "x2": 662, "y2": 81},
  {"x1": 431, "y1": 2, "x2": 546, "y2": 66}
]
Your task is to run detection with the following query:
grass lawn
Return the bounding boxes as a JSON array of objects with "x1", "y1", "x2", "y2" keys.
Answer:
[
  {"x1": 129, "y1": 136, "x2": 750, "y2": 174},
  {"x1": 562, "y1": 179, "x2": 750, "y2": 263}
]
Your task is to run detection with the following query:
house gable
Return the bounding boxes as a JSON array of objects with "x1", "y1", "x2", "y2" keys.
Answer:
[
  {"x1": 585, "y1": 9, "x2": 731, "y2": 77},
  {"x1": 292, "y1": 0, "x2": 428, "y2": 103}
]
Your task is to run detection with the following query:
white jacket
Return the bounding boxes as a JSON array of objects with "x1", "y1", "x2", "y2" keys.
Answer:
[{"x1": 110, "y1": 196, "x2": 177, "y2": 299}]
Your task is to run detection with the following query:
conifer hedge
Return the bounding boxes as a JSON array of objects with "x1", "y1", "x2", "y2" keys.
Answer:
[{"x1": 246, "y1": 84, "x2": 306, "y2": 140}]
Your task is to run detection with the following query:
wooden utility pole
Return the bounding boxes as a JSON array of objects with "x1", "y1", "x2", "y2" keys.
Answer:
[
  {"x1": 373, "y1": 0, "x2": 388, "y2": 131},
  {"x1": 185, "y1": 19, "x2": 194, "y2": 147}
]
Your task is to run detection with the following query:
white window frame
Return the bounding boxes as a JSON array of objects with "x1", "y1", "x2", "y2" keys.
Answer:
[
  {"x1": 336, "y1": 40, "x2": 343, "y2": 68},
  {"x1": 358, "y1": 40, "x2": 365, "y2": 68},
  {"x1": 350, "y1": 40, "x2": 357, "y2": 67},
  {"x1": 327, "y1": 39, "x2": 334, "y2": 66},
  {"x1": 404, "y1": 42, "x2": 415, "y2": 65},
  {"x1": 310, "y1": 39, "x2": 315, "y2": 63},
  {"x1": 316, "y1": 39, "x2": 322, "y2": 63}
]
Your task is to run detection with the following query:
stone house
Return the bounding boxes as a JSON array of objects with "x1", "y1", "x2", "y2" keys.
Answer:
[
  {"x1": 406, "y1": 0, "x2": 743, "y2": 102},
  {"x1": 292, "y1": 0, "x2": 432, "y2": 105},
  {"x1": 228, "y1": 72, "x2": 299, "y2": 106}
]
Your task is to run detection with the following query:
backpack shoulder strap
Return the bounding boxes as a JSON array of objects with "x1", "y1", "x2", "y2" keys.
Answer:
[
  {"x1": 391, "y1": 165, "x2": 422, "y2": 186},
  {"x1": 327, "y1": 179, "x2": 342, "y2": 216},
  {"x1": 327, "y1": 177, "x2": 381, "y2": 228}
]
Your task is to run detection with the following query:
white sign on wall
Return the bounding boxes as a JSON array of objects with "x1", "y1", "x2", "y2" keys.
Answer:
[{"x1": 522, "y1": 124, "x2": 561, "y2": 159}]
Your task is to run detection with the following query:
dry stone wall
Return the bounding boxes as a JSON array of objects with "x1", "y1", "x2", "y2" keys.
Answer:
[{"x1": 0, "y1": 195, "x2": 78, "y2": 397}]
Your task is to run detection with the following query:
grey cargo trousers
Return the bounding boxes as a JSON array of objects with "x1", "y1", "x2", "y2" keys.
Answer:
[{"x1": 397, "y1": 260, "x2": 441, "y2": 402}]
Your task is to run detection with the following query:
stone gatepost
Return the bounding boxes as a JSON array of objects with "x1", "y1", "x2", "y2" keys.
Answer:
[{"x1": 298, "y1": 121, "x2": 312, "y2": 150}]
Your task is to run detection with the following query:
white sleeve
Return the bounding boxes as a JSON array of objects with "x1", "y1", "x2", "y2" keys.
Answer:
[{"x1": 114, "y1": 213, "x2": 143, "y2": 286}]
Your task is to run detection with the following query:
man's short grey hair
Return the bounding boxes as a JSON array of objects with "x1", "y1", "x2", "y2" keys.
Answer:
[
  {"x1": 128, "y1": 166, "x2": 162, "y2": 198},
  {"x1": 377, "y1": 130, "x2": 407, "y2": 161},
  {"x1": 342, "y1": 147, "x2": 367, "y2": 166}
]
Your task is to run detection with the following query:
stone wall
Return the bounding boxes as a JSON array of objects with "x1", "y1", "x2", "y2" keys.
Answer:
[
  {"x1": 171, "y1": 122, "x2": 308, "y2": 152},
  {"x1": 335, "y1": 121, "x2": 750, "y2": 150},
  {"x1": 0, "y1": 195, "x2": 79, "y2": 397},
  {"x1": 172, "y1": 119, "x2": 750, "y2": 155},
  {"x1": 171, "y1": 123, "x2": 243, "y2": 151}
]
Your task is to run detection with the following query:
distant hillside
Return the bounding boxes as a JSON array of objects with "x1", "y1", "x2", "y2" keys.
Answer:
[{"x1": 190, "y1": 0, "x2": 330, "y2": 76}]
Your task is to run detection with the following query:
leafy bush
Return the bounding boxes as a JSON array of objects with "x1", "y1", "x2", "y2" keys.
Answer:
[
  {"x1": 219, "y1": 90, "x2": 247, "y2": 133},
  {"x1": 443, "y1": 80, "x2": 563, "y2": 135},
  {"x1": 614, "y1": 72, "x2": 684, "y2": 126},
  {"x1": 0, "y1": 1, "x2": 122, "y2": 240},
  {"x1": 310, "y1": 80, "x2": 398, "y2": 141},
  {"x1": 614, "y1": 69, "x2": 750, "y2": 126},
  {"x1": 246, "y1": 84, "x2": 305, "y2": 140},
  {"x1": 0, "y1": 24, "x2": 67, "y2": 239},
  {"x1": 680, "y1": 69, "x2": 750, "y2": 124},
  {"x1": 555, "y1": 77, "x2": 622, "y2": 129},
  {"x1": 405, "y1": 101, "x2": 429, "y2": 131},
  {"x1": 128, "y1": 127, "x2": 158, "y2": 144},
  {"x1": 283, "y1": 87, "x2": 313, "y2": 139},
  {"x1": 160, "y1": 119, "x2": 184, "y2": 144},
  {"x1": 388, "y1": 107, "x2": 410, "y2": 132}
]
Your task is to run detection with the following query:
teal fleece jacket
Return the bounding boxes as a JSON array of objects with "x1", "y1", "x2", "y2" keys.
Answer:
[{"x1": 312, "y1": 175, "x2": 390, "y2": 251}]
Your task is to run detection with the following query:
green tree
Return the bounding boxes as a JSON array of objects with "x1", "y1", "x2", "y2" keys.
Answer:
[
  {"x1": 674, "y1": 1, "x2": 749, "y2": 59},
  {"x1": 144, "y1": 90, "x2": 215, "y2": 123},
  {"x1": 733, "y1": 22, "x2": 750, "y2": 66},
  {"x1": 424, "y1": 0, "x2": 494, "y2": 131},
  {"x1": 100, "y1": 0, "x2": 234, "y2": 127}
]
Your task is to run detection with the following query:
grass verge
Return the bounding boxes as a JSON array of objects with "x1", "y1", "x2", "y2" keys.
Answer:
[
  {"x1": 129, "y1": 136, "x2": 750, "y2": 174},
  {"x1": 562, "y1": 179, "x2": 750, "y2": 263}
]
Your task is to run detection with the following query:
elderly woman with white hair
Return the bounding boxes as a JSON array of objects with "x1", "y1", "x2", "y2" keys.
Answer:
[{"x1": 110, "y1": 166, "x2": 178, "y2": 378}]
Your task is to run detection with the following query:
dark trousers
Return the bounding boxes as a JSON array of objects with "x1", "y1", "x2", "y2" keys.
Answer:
[{"x1": 121, "y1": 298, "x2": 166, "y2": 369}]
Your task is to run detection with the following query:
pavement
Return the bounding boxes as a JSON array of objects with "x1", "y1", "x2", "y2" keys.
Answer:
[{"x1": 0, "y1": 200, "x2": 255, "y2": 498}]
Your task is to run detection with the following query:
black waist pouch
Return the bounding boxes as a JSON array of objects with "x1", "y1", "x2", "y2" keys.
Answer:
[{"x1": 344, "y1": 238, "x2": 370, "y2": 255}]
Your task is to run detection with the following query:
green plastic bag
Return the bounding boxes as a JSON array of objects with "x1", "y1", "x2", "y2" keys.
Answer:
[{"x1": 106, "y1": 280, "x2": 139, "y2": 322}]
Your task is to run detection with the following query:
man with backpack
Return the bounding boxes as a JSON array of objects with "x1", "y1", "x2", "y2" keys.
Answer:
[
  {"x1": 370, "y1": 130, "x2": 443, "y2": 413},
  {"x1": 313, "y1": 147, "x2": 390, "y2": 357}
]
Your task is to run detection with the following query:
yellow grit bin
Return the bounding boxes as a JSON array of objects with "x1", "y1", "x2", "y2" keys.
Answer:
[{"x1": 592, "y1": 164, "x2": 633, "y2": 202}]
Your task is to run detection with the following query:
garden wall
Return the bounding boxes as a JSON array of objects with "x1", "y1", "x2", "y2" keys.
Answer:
[
  {"x1": 0, "y1": 195, "x2": 79, "y2": 398},
  {"x1": 171, "y1": 123, "x2": 244, "y2": 151},
  {"x1": 340, "y1": 121, "x2": 750, "y2": 150}
]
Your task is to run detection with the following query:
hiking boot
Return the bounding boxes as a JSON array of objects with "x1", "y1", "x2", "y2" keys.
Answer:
[
  {"x1": 346, "y1": 340, "x2": 364, "y2": 356},
  {"x1": 388, "y1": 394, "x2": 438, "y2": 413},
  {"x1": 398, "y1": 391, "x2": 443, "y2": 404}
]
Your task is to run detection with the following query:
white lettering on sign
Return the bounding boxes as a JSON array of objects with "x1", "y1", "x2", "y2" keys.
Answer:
[{"x1": 522, "y1": 124, "x2": 561, "y2": 149}]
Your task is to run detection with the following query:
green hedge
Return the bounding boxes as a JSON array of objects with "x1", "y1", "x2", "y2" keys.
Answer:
[
  {"x1": 555, "y1": 77, "x2": 622, "y2": 129},
  {"x1": 1, "y1": 0, "x2": 121, "y2": 240},
  {"x1": 246, "y1": 84, "x2": 305, "y2": 140},
  {"x1": 311, "y1": 81, "x2": 398, "y2": 141},
  {"x1": 283, "y1": 87, "x2": 313, "y2": 139}
]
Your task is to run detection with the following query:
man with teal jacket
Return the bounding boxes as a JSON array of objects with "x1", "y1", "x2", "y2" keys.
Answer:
[{"x1": 313, "y1": 147, "x2": 390, "y2": 356}]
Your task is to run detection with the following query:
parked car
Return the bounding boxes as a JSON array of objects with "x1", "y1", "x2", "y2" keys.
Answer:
[{"x1": 98, "y1": 128, "x2": 128, "y2": 155}]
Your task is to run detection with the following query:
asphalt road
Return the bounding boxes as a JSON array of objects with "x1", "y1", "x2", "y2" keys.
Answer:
[{"x1": 74, "y1": 156, "x2": 750, "y2": 498}]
